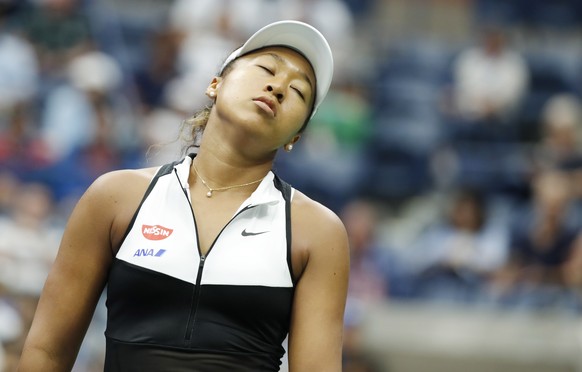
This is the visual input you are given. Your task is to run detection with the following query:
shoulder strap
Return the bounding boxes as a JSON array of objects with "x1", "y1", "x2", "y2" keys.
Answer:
[{"x1": 273, "y1": 175, "x2": 295, "y2": 285}]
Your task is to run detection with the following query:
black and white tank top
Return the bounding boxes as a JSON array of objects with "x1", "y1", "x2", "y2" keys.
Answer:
[{"x1": 104, "y1": 155, "x2": 295, "y2": 371}]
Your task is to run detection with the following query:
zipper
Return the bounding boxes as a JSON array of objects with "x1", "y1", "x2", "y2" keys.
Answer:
[
  {"x1": 183, "y1": 206, "x2": 254, "y2": 345},
  {"x1": 184, "y1": 255, "x2": 205, "y2": 344},
  {"x1": 179, "y1": 170, "x2": 255, "y2": 345}
]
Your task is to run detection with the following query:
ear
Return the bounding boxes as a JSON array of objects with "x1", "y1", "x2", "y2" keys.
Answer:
[
  {"x1": 289, "y1": 134, "x2": 301, "y2": 146},
  {"x1": 205, "y1": 77, "x2": 222, "y2": 98}
]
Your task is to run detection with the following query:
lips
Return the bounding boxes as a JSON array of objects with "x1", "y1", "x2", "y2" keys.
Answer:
[{"x1": 253, "y1": 96, "x2": 277, "y2": 117}]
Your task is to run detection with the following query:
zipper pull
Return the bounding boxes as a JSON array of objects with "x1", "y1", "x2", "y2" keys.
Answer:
[{"x1": 197, "y1": 255, "x2": 206, "y2": 276}]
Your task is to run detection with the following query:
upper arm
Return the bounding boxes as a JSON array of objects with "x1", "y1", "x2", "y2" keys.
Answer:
[
  {"x1": 288, "y1": 198, "x2": 350, "y2": 372},
  {"x1": 18, "y1": 170, "x2": 143, "y2": 371}
]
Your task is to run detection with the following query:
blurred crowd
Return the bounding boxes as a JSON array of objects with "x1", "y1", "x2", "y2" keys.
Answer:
[{"x1": 1, "y1": 0, "x2": 582, "y2": 371}]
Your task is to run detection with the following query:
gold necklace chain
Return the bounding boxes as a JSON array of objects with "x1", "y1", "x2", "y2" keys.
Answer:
[{"x1": 192, "y1": 163, "x2": 264, "y2": 198}]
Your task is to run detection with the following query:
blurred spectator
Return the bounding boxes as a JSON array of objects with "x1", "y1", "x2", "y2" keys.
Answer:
[
  {"x1": 535, "y1": 94, "x2": 582, "y2": 170},
  {"x1": 133, "y1": 27, "x2": 181, "y2": 113},
  {"x1": 38, "y1": 50, "x2": 138, "y2": 198},
  {"x1": 0, "y1": 182, "x2": 61, "y2": 369},
  {"x1": 22, "y1": 0, "x2": 92, "y2": 75},
  {"x1": 0, "y1": 101, "x2": 54, "y2": 176},
  {"x1": 0, "y1": 10, "x2": 39, "y2": 112},
  {"x1": 0, "y1": 182, "x2": 61, "y2": 295},
  {"x1": 169, "y1": 0, "x2": 235, "y2": 36},
  {"x1": 533, "y1": 94, "x2": 582, "y2": 201},
  {"x1": 449, "y1": 25, "x2": 529, "y2": 125},
  {"x1": 510, "y1": 171, "x2": 579, "y2": 283},
  {"x1": 343, "y1": 199, "x2": 390, "y2": 305},
  {"x1": 408, "y1": 188, "x2": 509, "y2": 303},
  {"x1": 490, "y1": 170, "x2": 581, "y2": 310},
  {"x1": 41, "y1": 50, "x2": 125, "y2": 160}
]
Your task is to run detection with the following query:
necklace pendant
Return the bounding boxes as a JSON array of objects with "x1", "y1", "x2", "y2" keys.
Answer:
[{"x1": 206, "y1": 190, "x2": 213, "y2": 198}]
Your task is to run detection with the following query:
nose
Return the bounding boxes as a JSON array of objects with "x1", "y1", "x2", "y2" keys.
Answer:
[{"x1": 266, "y1": 84, "x2": 284, "y2": 103}]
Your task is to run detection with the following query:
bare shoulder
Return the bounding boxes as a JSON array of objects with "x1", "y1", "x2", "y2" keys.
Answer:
[
  {"x1": 291, "y1": 190, "x2": 346, "y2": 237},
  {"x1": 291, "y1": 190, "x2": 348, "y2": 258},
  {"x1": 82, "y1": 167, "x2": 158, "y2": 209},
  {"x1": 81, "y1": 166, "x2": 159, "y2": 249},
  {"x1": 89, "y1": 167, "x2": 158, "y2": 196}
]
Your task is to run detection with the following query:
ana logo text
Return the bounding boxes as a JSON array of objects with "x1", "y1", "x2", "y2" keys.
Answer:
[
  {"x1": 133, "y1": 249, "x2": 166, "y2": 257},
  {"x1": 142, "y1": 224, "x2": 173, "y2": 240}
]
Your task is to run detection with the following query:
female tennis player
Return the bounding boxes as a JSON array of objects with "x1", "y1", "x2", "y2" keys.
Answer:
[{"x1": 18, "y1": 20, "x2": 349, "y2": 371}]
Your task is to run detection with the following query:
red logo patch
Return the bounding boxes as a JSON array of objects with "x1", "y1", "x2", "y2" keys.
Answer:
[{"x1": 142, "y1": 224, "x2": 173, "y2": 240}]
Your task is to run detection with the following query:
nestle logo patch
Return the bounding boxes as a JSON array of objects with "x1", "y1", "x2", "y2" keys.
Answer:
[{"x1": 142, "y1": 224, "x2": 173, "y2": 240}]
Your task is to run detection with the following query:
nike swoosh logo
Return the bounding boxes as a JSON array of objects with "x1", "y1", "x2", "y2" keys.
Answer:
[{"x1": 241, "y1": 229, "x2": 269, "y2": 237}]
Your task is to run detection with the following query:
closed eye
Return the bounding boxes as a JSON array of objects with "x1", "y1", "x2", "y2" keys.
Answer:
[
  {"x1": 291, "y1": 86, "x2": 305, "y2": 101},
  {"x1": 258, "y1": 65, "x2": 274, "y2": 75}
]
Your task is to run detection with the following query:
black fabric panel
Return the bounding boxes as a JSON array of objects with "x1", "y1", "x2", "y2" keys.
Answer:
[
  {"x1": 105, "y1": 259, "x2": 194, "y2": 347},
  {"x1": 190, "y1": 284, "x2": 292, "y2": 356},
  {"x1": 105, "y1": 340, "x2": 278, "y2": 372},
  {"x1": 105, "y1": 260, "x2": 291, "y2": 368}
]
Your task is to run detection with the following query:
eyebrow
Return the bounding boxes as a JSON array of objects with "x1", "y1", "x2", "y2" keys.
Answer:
[{"x1": 265, "y1": 52, "x2": 314, "y2": 92}]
